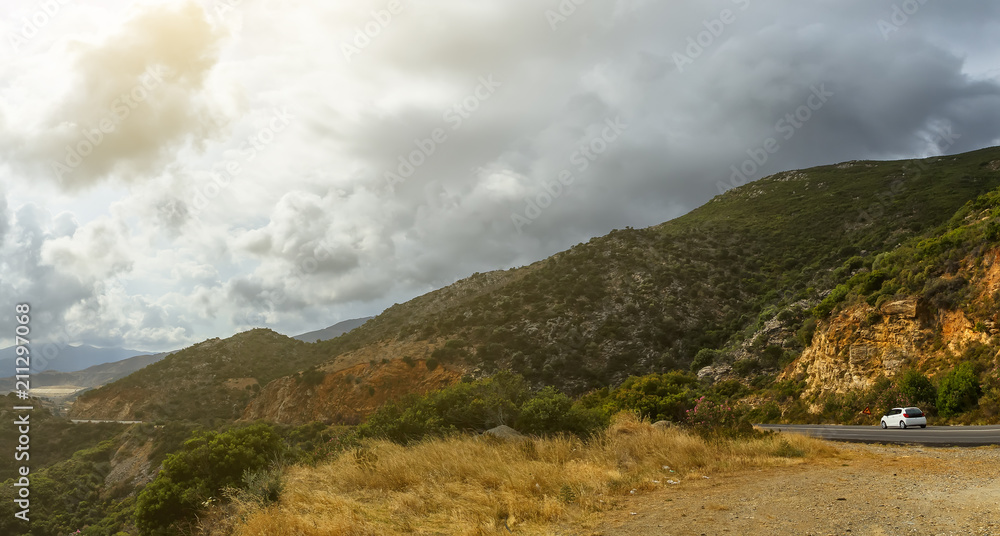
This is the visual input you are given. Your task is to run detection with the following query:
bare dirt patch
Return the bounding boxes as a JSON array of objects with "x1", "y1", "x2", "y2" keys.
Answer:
[
  {"x1": 223, "y1": 377, "x2": 259, "y2": 391},
  {"x1": 595, "y1": 441, "x2": 1000, "y2": 536}
]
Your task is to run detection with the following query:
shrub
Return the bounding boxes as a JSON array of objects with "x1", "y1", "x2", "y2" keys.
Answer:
[
  {"x1": 814, "y1": 283, "x2": 850, "y2": 317},
  {"x1": 923, "y1": 276, "x2": 967, "y2": 311},
  {"x1": 685, "y1": 396, "x2": 752, "y2": 437},
  {"x1": 937, "y1": 363, "x2": 981, "y2": 418},
  {"x1": 516, "y1": 387, "x2": 606, "y2": 436},
  {"x1": 897, "y1": 369, "x2": 937, "y2": 410},
  {"x1": 690, "y1": 348, "x2": 719, "y2": 372},
  {"x1": 225, "y1": 466, "x2": 283, "y2": 508},
  {"x1": 732, "y1": 359, "x2": 760, "y2": 376},
  {"x1": 760, "y1": 345, "x2": 784, "y2": 369},
  {"x1": 857, "y1": 270, "x2": 888, "y2": 295},
  {"x1": 298, "y1": 368, "x2": 325, "y2": 386},
  {"x1": 605, "y1": 372, "x2": 698, "y2": 422},
  {"x1": 135, "y1": 423, "x2": 286, "y2": 535},
  {"x1": 356, "y1": 371, "x2": 603, "y2": 443},
  {"x1": 796, "y1": 318, "x2": 818, "y2": 346}
]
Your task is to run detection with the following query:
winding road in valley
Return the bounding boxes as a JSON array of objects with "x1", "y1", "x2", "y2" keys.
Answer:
[{"x1": 756, "y1": 424, "x2": 1000, "y2": 446}]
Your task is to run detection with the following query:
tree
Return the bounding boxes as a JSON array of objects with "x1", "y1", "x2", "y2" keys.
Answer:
[
  {"x1": 898, "y1": 369, "x2": 937, "y2": 410},
  {"x1": 937, "y1": 363, "x2": 981, "y2": 418}
]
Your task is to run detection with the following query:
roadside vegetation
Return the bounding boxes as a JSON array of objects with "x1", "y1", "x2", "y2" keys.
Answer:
[{"x1": 205, "y1": 413, "x2": 836, "y2": 536}]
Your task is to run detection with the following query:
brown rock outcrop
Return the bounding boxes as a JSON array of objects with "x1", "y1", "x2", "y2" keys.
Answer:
[
  {"x1": 879, "y1": 298, "x2": 919, "y2": 318},
  {"x1": 787, "y1": 247, "x2": 1000, "y2": 404}
]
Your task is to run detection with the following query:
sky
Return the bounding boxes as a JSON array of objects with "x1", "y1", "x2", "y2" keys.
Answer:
[{"x1": 1, "y1": 0, "x2": 999, "y2": 352}]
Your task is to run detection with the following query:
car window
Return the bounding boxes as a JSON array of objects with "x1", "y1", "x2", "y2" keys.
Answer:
[
  {"x1": 905, "y1": 407, "x2": 922, "y2": 413},
  {"x1": 891, "y1": 409, "x2": 902, "y2": 415}
]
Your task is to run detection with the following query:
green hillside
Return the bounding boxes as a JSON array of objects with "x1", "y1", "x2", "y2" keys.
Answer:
[
  {"x1": 318, "y1": 147, "x2": 1000, "y2": 391},
  {"x1": 72, "y1": 329, "x2": 324, "y2": 423},
  {"x1": 73, "y1": 147, "x2": 1000, "y2": 421}
]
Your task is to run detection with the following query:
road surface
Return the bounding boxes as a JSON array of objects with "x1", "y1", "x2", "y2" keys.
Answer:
[
  {"x1": 756, "y1": 424, "x2": 1000, "y2": 446},
  {"x1": 70, "y1": 419, "x2": 143, "y2": 424}
]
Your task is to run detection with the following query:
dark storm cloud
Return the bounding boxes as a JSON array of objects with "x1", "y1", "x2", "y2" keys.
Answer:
[
  {"x1": 230, "y1": 0, "x2": 1000, "y2": 327},
  {"x1": 329, "y1": 0, "x2": 1000, "y2": 248}
]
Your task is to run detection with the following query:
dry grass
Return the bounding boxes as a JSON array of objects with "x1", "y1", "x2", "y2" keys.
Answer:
[{"x1": 218, "y1": 414, "x2": 836, "y2": 536}]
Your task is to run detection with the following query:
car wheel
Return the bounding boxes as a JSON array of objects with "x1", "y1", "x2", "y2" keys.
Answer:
[
  {"x1": 899, "y1": 421, "x2": 907, "y2": 429},
  {"x1": 920, "y1": 425, "x2": 926, "y2": 429},
  {"x1": 881, "y1": 421, "x2": 887, "y2": 429}
]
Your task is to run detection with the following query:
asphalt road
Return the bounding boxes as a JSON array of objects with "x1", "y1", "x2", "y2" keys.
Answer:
[{"x1": 756, "y1": 424, "x2": 1000, "y2": 446}]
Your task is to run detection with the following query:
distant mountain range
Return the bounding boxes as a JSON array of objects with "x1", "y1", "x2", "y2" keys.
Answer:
[
  {"x1": 293, "y1": 317, "x2": 373, "y2": 343},
  {"x1": 0, "y1": 352, "x2": 172, "y2": 394},
  {"x1": 0, "y1": 344, "x2": 153, "y2": 374}
]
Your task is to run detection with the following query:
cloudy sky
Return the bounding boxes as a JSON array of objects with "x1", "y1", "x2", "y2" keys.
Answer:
[{"x1": 1, "y1": 0, "x2": 999, "y2": 352}]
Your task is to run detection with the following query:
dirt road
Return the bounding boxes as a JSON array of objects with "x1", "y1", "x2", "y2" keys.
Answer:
[{"x1": 595, "y1": 442, "x2": 1000, "y2": 536}]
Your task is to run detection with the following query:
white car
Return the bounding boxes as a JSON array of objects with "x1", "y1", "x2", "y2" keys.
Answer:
[{"x1": 880, "y1": 407, "x2": 927, "y2": 429}]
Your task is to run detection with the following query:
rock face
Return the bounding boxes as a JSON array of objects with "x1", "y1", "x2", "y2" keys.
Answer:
[
  {"x1": 879, "y1": 298, "x2": 919, "y2": 318},
  {"x1": 793, "y1": 301, "x2": 996, "y2": 399},
  {"x1": 104, "y1": 432, "x2": 158, "y2": 494},
  {"x1": 790, "y1": 304, "x2": 928, "y2": 397},
  {"x1": 697, "y1": 364, "x2": 733, "y2": 382},
  {"x1": 242, "y1": 359, "x2": 461, "y2": 425},
  {"x1": 482, "y1": 425, "x2": 526, "y2": 441},
  {"x1": 788, "y1": 251, "x2": 1000, "y2": 400}
]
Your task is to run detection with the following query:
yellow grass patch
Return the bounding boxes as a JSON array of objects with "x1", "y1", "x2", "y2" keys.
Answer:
[{"x1": 220, "y1": 414, "x2": 836, "y2": 535}]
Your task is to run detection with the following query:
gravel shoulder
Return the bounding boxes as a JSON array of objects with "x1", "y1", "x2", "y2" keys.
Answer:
[{"x1": 594, "y1": 440, "x2": 1000, "y2": 536}]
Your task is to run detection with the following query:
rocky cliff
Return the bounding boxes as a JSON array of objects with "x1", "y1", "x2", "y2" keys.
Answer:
[{"x1": 788, "y1": 248, "x2": 1000, "y2": 401}]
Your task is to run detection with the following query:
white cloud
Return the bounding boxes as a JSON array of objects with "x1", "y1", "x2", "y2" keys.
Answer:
[
  {"x1": 2, "y1": 0, "x2": 1000, "y2": 349},
  {"x1": 41, "y1": 216, "x2": 133, "y2": 283}
]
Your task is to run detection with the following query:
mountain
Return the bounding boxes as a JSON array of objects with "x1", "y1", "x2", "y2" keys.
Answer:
[
  {"x1": 780, "y1": 167, "x2": 1000, "y2": 418},
  {"x1": 71, "y1": 147, "x2": 1000, "y2": 424},
  {"x1": 292, "y1": 317, "x2": 373, "y2": 343},
  {"x1": 0, "y1": 344, "x2": 154, "y2": 373},
  {"x1": 0, "y1": 352, "x2": 171, "y2": 395}
]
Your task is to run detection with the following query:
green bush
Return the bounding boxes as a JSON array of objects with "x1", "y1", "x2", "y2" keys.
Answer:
[
  {"x1": 224, "y1": 466, "x2": 283, "y2": 508},
  {"x1": 897, "y1": 369, "x2": 937, "y2": 411},
  {"x1": 796, "y1": 318, "x2": 818, "y2": 346},
  {"x1": 135, "y1": 423, "x2": 286, "y2": 535},
  {"x1": 923, "y1": 276, "x2": 967, "y2": 311},
  {"x1": 732, "y1": 359, "x2": 760, "y2": 376},
  {"x1": 937, "y1": 363, "x2": 981, "y2": 418},
  {"x1": 685, "y1": 396, "x2": 753, "y2": 437},
  {"x1": 690, "y1": 348, "x2": 719, "y2": 372},
  {"x1": 516, "y1": 387, "x2": 606, "y2": 436},
  {"x1": 605, "y1": 372, "x2": 698, "y2": 422},
  {"x1": 358, "y1": 371, "x2": 605, "y2": 443}
]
